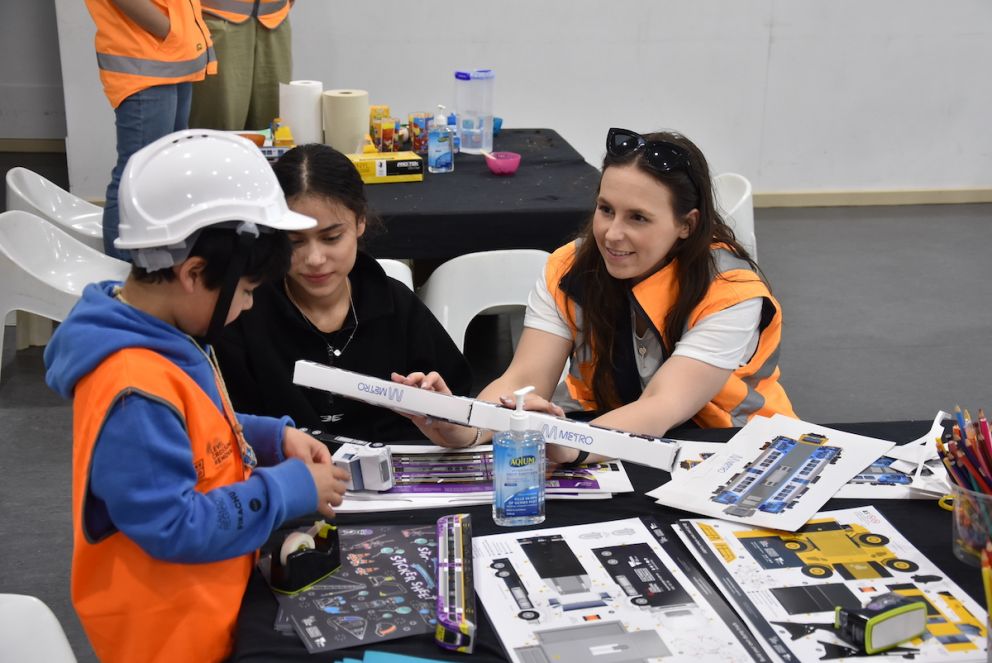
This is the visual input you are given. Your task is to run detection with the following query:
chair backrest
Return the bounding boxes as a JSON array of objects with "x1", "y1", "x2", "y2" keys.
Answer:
[
  {"x1": 419, "y1": 249, "x2": 550, "y2": 352},
  {"x1": 0, "y1": 594, "x2": 77, "y2": 662},
  {"x1": 0, "y1": 211, "x2": 129, "y2": 380},
  {"x1": 5, "y1": 166, "x2": 104, "y2": 251},
  {"x1": 712, "y1": 172, "x2": 757, "y2": 259},
  {"x1": 376, "y1": 258, "x2": 414, "y2": 290}
]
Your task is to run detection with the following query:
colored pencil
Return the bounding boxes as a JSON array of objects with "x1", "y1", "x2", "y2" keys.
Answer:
[
  {"x1": 979, "y1": 409, "x2": 992, "y2": 462},
  {"x1": 937, "y1": 437, "x2": 968, "y2": 488},
  {"x1": 983, "y1": 543, "x2": 992, "y2": 615},
  {"x1": 964, "y1": 437, "x2": 992, "y2": 485},
  {"x1": 955, "y1": 405, "x2": 968, "y2": 438},
  {"x1": 954, "y1": 446, "x2": 992, "y2": 494}
]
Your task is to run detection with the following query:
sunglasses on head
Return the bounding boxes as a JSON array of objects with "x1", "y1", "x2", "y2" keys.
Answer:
[{"x1": 606, "y1": 128, "x2": 691, "y2": 172}]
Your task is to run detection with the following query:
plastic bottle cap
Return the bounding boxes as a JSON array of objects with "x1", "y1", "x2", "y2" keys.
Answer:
[
  {"x1": 510, "y1": 386, "x2": 535, "y2": 431},
  {"x1": 434, "y1": 114, "x2": 448, "y2": 127}
]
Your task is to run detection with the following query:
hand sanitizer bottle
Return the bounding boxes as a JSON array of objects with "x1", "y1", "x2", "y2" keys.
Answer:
[
  {"x1": 492, "y1": 386, "x2": 546, "y2": 527},
  {"x1": 427, "y1": 106, "x2": 454, "y2": 174}
]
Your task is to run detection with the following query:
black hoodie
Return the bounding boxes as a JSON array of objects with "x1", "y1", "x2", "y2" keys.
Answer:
[{"x1": 217, "y1": 251, "x2": 472, "y2": 443}]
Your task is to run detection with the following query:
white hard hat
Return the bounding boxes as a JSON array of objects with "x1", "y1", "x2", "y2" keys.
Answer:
[{"x1": 115, "y1": 129, "x2": 315, "y2": 257}]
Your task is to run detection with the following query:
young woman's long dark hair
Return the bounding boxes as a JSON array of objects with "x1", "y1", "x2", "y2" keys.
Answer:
[
  {"x1": 271, "y1": 143, "x2": 380, "y2": 237},
  {"x1": 566, "y1": 130, "x2": 761, "y2": 409}
]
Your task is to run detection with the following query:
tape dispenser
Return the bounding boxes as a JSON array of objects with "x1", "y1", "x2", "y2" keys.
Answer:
[
  {"x1": 834, "y1": 592, "x2": 927, "y2": 654},
  {"x1": 269, "y1": 520, "x2": 341, "y2": 594}
]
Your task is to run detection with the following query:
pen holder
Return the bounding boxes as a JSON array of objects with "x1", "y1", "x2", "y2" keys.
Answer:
[{"x1": 950, "y1": 482, "x2": 992, "y2": 567}]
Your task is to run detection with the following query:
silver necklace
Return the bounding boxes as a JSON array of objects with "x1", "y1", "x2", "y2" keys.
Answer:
[{"x1": 285, "y1": 279, "x2": 359, "y2": 364}]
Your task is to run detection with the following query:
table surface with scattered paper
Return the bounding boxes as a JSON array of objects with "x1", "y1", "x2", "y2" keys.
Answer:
[
  {"x1": 363, "y1": 128, "x2": 600, "y2": 261},
  {"x1": 231, "y1": 420, "x2": 986, "y2": 663}
]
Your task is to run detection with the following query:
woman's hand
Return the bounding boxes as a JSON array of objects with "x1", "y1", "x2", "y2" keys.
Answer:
[
  {"x1": 282, "y1": 427, "x2": 332, "y2": 464},
  {"x1": 497, "y1": 391, "x2": 565, "y2": 418},
  {"x1": 390, "y1": 372, "x2": 478, "y2": 448}
]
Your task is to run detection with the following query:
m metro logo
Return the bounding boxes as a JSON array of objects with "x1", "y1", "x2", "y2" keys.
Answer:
[
  {"x1": 541, "y1": 423, "x2": 593, "y2": 446},
  {"x1": 357, "y1": 381, "x2": 405, "y2": 403}
]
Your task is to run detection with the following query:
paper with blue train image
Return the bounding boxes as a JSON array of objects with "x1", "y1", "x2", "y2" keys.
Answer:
[
  {"x1": 649, "y1": 415, "x2": 893, "y2": 531},
  {"x1": 267, "y1": 525, "x2": 438, "y2": 653},
  {"x1": 675, "y1": 506, "x2": 987, "y2": 662},
  {"x1": 473, "y1": 516, "x2": 770, "y2": 663}
]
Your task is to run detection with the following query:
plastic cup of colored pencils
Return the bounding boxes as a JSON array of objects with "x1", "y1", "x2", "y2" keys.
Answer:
[{"x1": 949, "y1": 482, "x2": 992, "y2": 567}]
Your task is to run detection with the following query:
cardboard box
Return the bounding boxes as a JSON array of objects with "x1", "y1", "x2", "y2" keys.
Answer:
[
  {"x1": 346, "y1": 151, "x2": 423, "y2": 184},
  {"x1": 466, "y1": 400, "x2": 677, "y2": 471},
  {"x1": 293, "y1": 361, "x2": 473, "y2": 425},
  {"x1": 293, "y1": 362, "x2": 679, "y2": 471}
]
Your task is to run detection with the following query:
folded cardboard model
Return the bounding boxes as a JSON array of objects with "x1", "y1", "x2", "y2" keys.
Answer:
[{"x1": 293, "y1": 361, "x2": 678, "y2": 470}]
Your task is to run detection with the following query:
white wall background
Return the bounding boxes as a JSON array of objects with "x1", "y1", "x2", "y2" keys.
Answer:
[{"x1": 47, "y1": 0, "x2": 992, "y2": 200}]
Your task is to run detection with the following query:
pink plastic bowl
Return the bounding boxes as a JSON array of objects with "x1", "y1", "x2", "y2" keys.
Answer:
[{"x1": 486, "y1": 151, "x2": 522, "y2": 175}]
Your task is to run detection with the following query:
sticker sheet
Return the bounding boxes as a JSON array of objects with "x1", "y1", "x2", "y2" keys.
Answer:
[
  {"x1": 675, "y1": 506, "x2": 987, "y2": 662},
  {"x1": 336, "y1": 445, "x2": 632, "y2": 513},
  {"x1": 649, "y1": 415, "x2": 893, "y2": 531},
  {"x1": 473, "y1": 516, "x2": 770, "y2": 663},
  {"x1": 270, "y1": 525, "x2": 439, "y2": 653}
]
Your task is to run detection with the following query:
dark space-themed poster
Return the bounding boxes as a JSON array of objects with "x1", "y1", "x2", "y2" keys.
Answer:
[{"x1": 272, "y1": 525, "x2": 438, "y2": 653}]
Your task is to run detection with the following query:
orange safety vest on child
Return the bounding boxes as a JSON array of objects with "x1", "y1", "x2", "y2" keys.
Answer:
[
  {"x1": 86, "y1": 0, "x2": 217, "y2": 108},
  {"x1": 70, "y1": 348, "x2": 252, "y2": 663},
  {"x1": 201, "y1": 0, "x2": 290, "y2": 28},
  {"x1": 546, "y1": 241, "x2": 795, "y2": 427}
]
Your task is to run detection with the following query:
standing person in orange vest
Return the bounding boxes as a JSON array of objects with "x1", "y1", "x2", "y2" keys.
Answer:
[
  {"x1": 86, "y1": 0, "x2": 216, "y2": 260},
  {"x1": 189, "y1": 0, "x2": 292, "y2": 131},
  {"x1": 44, "y1": 130, "x2": 350, "y2": 663},
  {"x1": 393, "y1": 128, "x2": 796, "y2": 465}
]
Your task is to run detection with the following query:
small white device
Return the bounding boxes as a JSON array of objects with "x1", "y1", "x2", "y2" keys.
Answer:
[{"x1": 332, "y1": 440, "x2": 395, "y2": 491}]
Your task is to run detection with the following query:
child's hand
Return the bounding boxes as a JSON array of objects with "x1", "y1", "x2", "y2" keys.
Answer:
[
  {"x1": 308, "y1": 463, "x2": 351, "y2": 518},
  {"x1": 283, "y1": 427, "x2": 331, "y2": 464}
]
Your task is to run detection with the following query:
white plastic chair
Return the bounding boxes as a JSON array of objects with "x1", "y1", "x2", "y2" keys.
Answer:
[
  {"x1": 376, "y1": 258, "x2": 414, "y2": 290},
  {"x1": 0, "y1": 210, "x2": 130, "y2": 380},
  {"x1": 6, "y1": 166, "x2": 104, "y2": 251},
  {"x1": 713, "y1": 172, "x2": 757, "y2": 259},
  {"x1": 0, "y1": 594, "x2": 77, "y2": 662},
  {"x1": 419, "y1": 249, "x2": 550, "y2": 353}
]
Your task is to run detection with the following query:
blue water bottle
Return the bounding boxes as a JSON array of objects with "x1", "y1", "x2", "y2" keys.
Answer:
[{"x1": 492, "y1": 386, "x2": 546, "y2": 526}]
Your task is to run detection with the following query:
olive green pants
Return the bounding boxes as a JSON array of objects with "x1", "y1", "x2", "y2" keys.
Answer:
[{"x1": 189, "y1": 16, "x2": 292, "y2": 131}]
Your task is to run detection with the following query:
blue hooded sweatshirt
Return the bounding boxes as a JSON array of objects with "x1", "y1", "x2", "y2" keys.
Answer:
[{"x1": 45, "y1": 281, "x2": 317, "y2": 563}]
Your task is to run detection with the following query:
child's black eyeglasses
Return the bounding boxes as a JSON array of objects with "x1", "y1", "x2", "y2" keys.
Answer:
[{"x1": 606, "y1": 128, "x2": 691, "y2": 172}]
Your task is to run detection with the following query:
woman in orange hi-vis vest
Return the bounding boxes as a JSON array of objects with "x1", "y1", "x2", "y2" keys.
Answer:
[
  {"x1": 189, "y1": 0, "x2": 293, "y2": 131},
  {"x1": 86, "y1": 0, "x2": 216, "y2": 260},
  {"x1": 393, "y1": 128, "x2": 796, "y2": 466}
]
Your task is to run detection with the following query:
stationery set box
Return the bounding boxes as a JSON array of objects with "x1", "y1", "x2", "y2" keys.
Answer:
[
  {"x1": 346, "y1": 151, "x2": 424, "y2": 184},
  {"x1": 291, "y1": 361, "x2": 678, "y2": 470}
]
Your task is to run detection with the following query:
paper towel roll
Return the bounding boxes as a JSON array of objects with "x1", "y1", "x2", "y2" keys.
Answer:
[
  {"x1": 279, "y1": 80, "x2": 324, "y2": 145},
  {"x1": 322, "y1": 89, "x2": 369, "y2": 154}
]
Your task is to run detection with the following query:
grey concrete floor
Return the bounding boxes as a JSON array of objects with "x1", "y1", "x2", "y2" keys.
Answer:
[{"x1": 2, "y1": 149, "x2": 990, "y2": 660}]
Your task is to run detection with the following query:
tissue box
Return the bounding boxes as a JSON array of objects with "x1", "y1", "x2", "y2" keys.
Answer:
[{"x1": 346, "y1": 151, "x2": 423, "y2": 184}]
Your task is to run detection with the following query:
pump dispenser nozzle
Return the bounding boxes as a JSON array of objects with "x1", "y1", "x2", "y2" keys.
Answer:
[{"x1": 510, "y1": 386, "x2": 535, "y2": 432}]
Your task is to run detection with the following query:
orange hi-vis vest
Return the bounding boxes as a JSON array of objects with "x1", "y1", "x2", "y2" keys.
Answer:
[
  {"x1": 71, "y1": 348, "x2": 252, "y2": 663},
  {"x1": 201, "y1": 0, "x2": 290, "y2": 28},
  {"x1": 546, "y1": 242, "x2": 795, "y2": 428},
  {"x1": 86, "y1": 0, "x2": 217, "y2": 108}
]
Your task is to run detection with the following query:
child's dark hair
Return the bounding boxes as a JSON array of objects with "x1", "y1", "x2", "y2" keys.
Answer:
[
  {"x1": 130, "y1": 227, "x2": 291, "y2": 287},
  {"x1": 271, "y1": 143, "x2": 381, "y2": 238}
]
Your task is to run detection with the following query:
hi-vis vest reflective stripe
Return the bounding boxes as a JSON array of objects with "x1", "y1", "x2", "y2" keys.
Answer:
[
  {"x1": 71, "y1": 348, "x2": 252, "y2": 663},
  {"x1": 86, "y1": 0, "x2": 217, "y2": 108},
  {"x1": 201, "y1": 0, "x2": 290, "y2": 28},
  {"x1": 546, "y1": 242, "x2": 796, "y2": 428}
]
